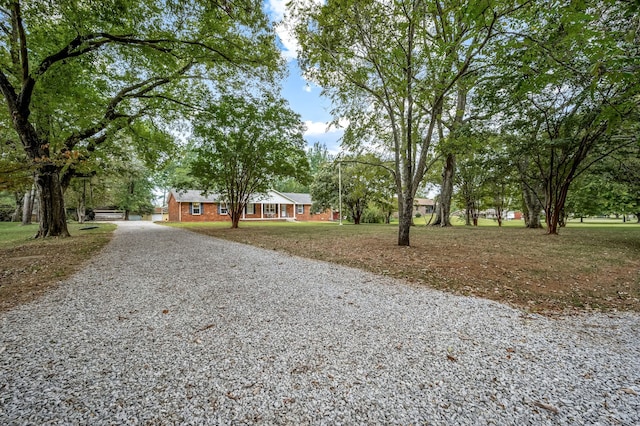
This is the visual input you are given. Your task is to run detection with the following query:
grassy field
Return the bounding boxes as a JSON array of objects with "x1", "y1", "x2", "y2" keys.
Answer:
[
  {"x1": 0, "y1": 222, "x2": 116, "y2": 313},
  {"x1": 166, "y1": 219, "x2": 640, "y2": 313}
]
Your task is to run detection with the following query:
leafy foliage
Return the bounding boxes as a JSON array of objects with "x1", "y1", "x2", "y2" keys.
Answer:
[
  {"x1": 293, "y1": 0, "x2": 528, "y2": 244},
  {"x1": 189, "y1": 94, "x2": 309, "y2": 228},
  {"x1": 310, "y1": 154, "x2": 395, "y2": 224},
  {"x1": 0, "y1": 0, "x2": 282, "y2": 236}
]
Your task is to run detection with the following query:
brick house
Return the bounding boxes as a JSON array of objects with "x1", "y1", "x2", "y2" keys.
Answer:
[{"x1": 167, "y1": 189, "x2": 332, "y2": 223}]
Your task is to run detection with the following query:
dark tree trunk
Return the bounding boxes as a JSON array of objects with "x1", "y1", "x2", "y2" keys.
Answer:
[
  {"x1": 397, "y1": 192, "x2": 413, "y2": 246},
  {"x1": 35, "y1": 166, "x2": 70, "y2": 238},
  {"x1": 465, "y1": 203, "x2": 472, "y2": 226},
  {"x1": 231, "y1": 214, "x2": 240, "y2": 228},
  {"x1": 124, "y1": 180, "x2": 134, "y2": 221},
  {"x1": 636, "y1": 213, "x2": 640, "y2": 223},
  {"x1": 545, "y1": 182, "x2": 570, "y2": 235},
  {"x1": 77, "y1": 180, "x2": 86, "y2": 224},
  {"x1": 432, "y1": 153, "x2": 455, "y2": 227}
]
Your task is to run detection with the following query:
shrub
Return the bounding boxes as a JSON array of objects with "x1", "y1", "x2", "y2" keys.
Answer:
[
  {"x1": 0, "y1": 205, "x2": 15, "y2": 222},
  {"x1": 362, "y1": 207, "x2": 385, "y2": 223}
]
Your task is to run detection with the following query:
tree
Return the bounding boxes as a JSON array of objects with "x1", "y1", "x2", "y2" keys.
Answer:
[
  {"x1": 294, "y1": 0, "x2": 525, "y2": 245},
  {"x1": 273, "y1": 142, "x2": 332, "y2": 193},
  {"x1": 455, "y1": 150, "x2": 488, "y2": 226},
  {"x1": 480, "y1": 0, "x2": 640, "y2": 234},
  {"x1": 566, "y1": 145, "x2": 640, "y2": 222},
  {"x1": 310, "y1": 154, "x2": 395, "y2": 225},
  {"x1": 0, "y1": 0, "x2": 281, "y2": 237},
  {"x1": 189, "y1": 94, "x2": 309, "y2": 229}
]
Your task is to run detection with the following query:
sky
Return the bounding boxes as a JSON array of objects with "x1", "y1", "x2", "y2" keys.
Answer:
[{"x1": 265, "y1": 0, "x2": 345, "y2": 154}]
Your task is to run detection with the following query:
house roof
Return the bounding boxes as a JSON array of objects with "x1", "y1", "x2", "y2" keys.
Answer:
[
  {"x1": 170, "y1": 190, "x2": 220, "y2": 203},
  {"x1": 171, "y1": 189, "x2": 313, "y2": 205},
  {"x1": 414, "y1": 198, "x2": 435, "y2": 206},
  {"x1": 280, "y1": 192, "x2": 312, "y2": 205}
]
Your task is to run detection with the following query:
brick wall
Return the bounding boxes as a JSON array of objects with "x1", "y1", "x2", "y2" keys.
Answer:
[{"x1": 167, "y1": 196, "x2": 332, "y2": 222}]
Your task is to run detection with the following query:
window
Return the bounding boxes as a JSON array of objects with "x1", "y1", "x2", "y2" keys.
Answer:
[
  {"x1": 191, "y1": 202, "x2": 201, "y2": 215},
  {"x1": 218, "y1": 203, "x2": 228, "y2": 215},
  {"x1": 264, "y1": 203, "x2": 277, "y2": 216},
  {"x1": 245, "y1": 203, "x2": 255, "y2": 215},
  {"x1": 297, "y1": 205, "x2": 304, "y2": 214}
]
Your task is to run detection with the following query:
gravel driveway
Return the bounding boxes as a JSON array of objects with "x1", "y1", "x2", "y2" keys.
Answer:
[{"x1": 1, "y1": 221, "x2": 638, "y2": 425}]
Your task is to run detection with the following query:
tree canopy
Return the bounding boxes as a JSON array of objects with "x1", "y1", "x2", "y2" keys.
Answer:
[
  {"x1": 0, "y1": 0, "x2": 282, "y2": 236},
  {"x1": 189, "y1": 94, "x2": 309, "y2": 228}
]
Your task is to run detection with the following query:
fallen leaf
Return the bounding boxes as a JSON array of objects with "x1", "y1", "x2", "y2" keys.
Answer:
[
  {"x1": 621, "y1": 388, "x2": 638, "y2": 395},
  {"x1": 162, "y1": 309, "x2": 169, "y2": 314},
  {"x1": 532, "y1": 401, "x2": 559, "y2": 414},
  {"x1": 447, "y1": 354, "x2": 457, "y2": 362}
]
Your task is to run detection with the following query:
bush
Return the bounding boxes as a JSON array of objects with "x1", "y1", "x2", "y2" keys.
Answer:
[
  {"x1": 362, "y1": 207, "x2": 385, "y2": 224},
  {"x1": 414, "y1": 212, "x2": 422, "y2": 218},
  {"x1": 0, "y1": 205, "x2": 15, "y2": 222}
]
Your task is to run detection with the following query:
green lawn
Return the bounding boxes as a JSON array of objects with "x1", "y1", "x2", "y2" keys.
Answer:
[
  {"x1": 165, "y1": 218, "x2": 640, "y2": 312},
  {"x1": 0, "y1": 222, "x2": 116, "y2": 248}
]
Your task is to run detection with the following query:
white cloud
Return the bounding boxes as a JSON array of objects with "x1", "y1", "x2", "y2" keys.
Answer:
[
  {"x1": 267, "y1": 0, "x2": 323, "y2": 61},
  {"x1": 266, "y1": 0, "x2": 298, "y2": 60},
  {"x1": 303, "y1": 119, "x2": 351, "y2": 135},
  {"x1": 303, "y1": 85, "x2": 312, "y2": 92},
  {"x1": 267, "y1": 0, "x2": 287, "y2": 18},
  {"x1": 303, "y1": 120, "x2": 333, "y2": 136}
]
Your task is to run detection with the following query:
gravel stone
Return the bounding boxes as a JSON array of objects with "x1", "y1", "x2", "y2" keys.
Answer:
[{"x1": 1, "y1": 221, "x2": 638, "y2": 425}]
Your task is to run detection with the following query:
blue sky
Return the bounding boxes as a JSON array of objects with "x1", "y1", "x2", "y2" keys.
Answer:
[{"x1": 265, "y1": 0, "x2": 344, "y2": 154}]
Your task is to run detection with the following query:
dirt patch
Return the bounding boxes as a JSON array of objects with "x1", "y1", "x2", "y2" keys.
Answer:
[
  {"x1": 184, "y1": 224, "x2": 640, "y2": 314},
  {"x1": 0, "y1": 227, "x2": 114, "y2": 313}
]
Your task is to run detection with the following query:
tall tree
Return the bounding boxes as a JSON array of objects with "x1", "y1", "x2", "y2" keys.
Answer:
[
  {"x1": 189, "y1": 94, "x2": 309, "y2": 229},
  {"x1": 294, "y1": 0, "x2": 525, "y2": 245},
  {"x1": 0, "y1": 0, "x2": 281, "y2": 237},
  {"x1": 480, "y1": 0, "x2": 640, "y2": 234},
  {"x1": 310, "y1": 154, "x2": 395, "y2": 225}
]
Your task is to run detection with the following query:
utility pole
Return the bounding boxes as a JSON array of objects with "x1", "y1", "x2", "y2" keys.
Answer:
[{"x1": 338, "y1": 160, "x2": 342, "y2": 225}]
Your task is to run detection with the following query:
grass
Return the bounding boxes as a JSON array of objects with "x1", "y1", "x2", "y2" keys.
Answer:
[
  {"x1": 0, "y1": 222, "x2": 116, "y2": 313},
  {"x1": 165, "y1": 219, "x2": 640, "y2": 314}
]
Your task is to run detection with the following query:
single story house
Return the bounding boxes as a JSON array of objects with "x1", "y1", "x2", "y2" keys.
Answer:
[
  {"x1": 167, "y1": 189, "x2": 332, "y2": 223},
  {"x1": 413, "y1": 198, "x2": 436, "y2": 216},
  {"x1": 392, "y1": 197, "x2": 436, "y2": 218}
]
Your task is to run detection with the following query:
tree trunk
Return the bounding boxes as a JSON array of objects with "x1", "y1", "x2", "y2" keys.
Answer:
[
  {"x1": 464, "y1": 200, "x2": 473, "y2": 226},
  {"x1": 397, "y1": 193, "x2": 413, "y2": 246},
  {"x1": 12, "y1": 192, "x2": 24, "y2": 222},
  {"x1": 545, "y1": 182, "x2": 570, "y2": 235},
  {"x1": 231, "y1": 214, "x2": 240, "y2": 228},
  {"x1": 22, "y1": 186, "x2": 35, "y2": 225},
  {"x1": 77, "y1": 179, "x2": 87, "y2": 224},
  {"x1": 433, "y1": 153, "x2": 455, "y2": 227},
  {"x1": 522, "y1": 184, "x2": 543, "y2": 229},
  {"x1": 35, "y1": 166, "x2": 70, "y2": 238}
]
